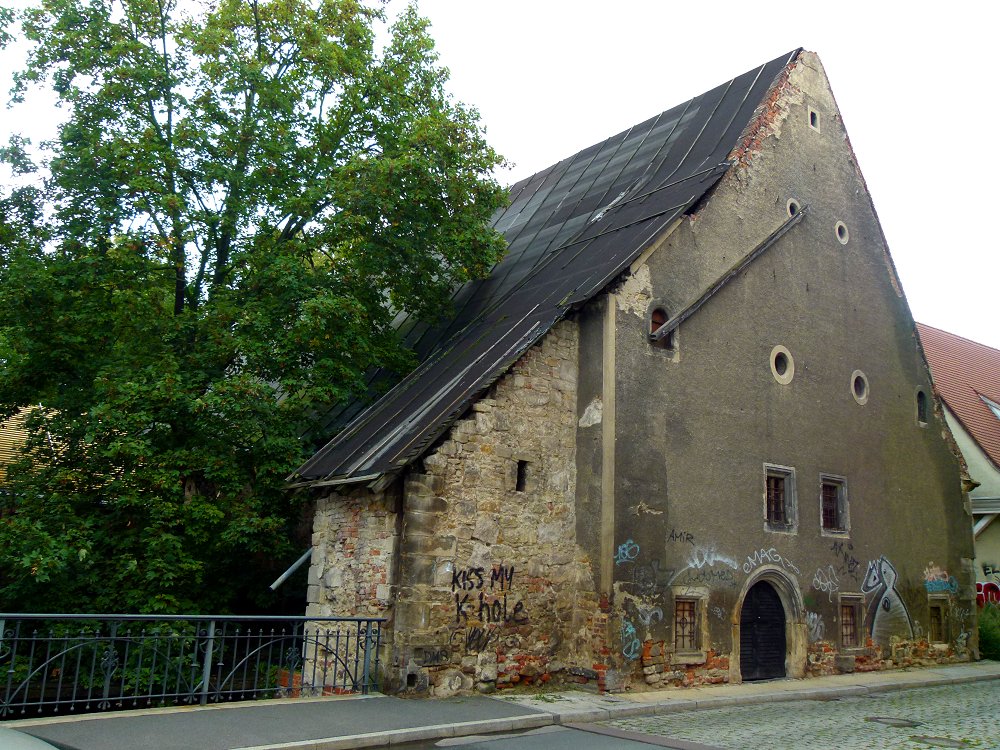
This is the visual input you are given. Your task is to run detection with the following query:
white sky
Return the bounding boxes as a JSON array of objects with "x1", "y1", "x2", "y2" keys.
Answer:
[
  {"x1": 412, "y1": 0, "x2": 1000, "y2": 350},
  {"x1": 3, "y1": 1, "x2": 998, "y2": 349}
]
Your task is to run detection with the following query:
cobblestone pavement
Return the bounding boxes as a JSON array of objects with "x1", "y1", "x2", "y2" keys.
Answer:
[{"x1": 603, "y1": 683, "x2": 1000, "y2": 749}]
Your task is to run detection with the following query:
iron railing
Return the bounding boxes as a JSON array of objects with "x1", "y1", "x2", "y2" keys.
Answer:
[{"x1": 0, "y1": 614, "x2": 383, "y2": 718}]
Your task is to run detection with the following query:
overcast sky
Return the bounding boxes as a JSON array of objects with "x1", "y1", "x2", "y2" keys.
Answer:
[
  {"x1": 3, "y1": 1, "x2": 998, "y2": 349},
  {"x1": 411, "y1": 1, "x2": 999, "y2": 350}
]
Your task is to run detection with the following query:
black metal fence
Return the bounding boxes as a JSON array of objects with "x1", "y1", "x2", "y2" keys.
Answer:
[{"x1": 0, "y1": 614, "x2": 383, "y2": 718}]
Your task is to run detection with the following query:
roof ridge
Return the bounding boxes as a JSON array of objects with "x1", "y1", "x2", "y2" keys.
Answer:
[{"x1": 917, "y1": 321, "x2": 1000, "y2": 356}]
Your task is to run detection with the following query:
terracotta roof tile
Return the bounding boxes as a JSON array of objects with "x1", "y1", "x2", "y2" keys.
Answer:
[{"x1": 916, "y1": 323, "x2": 1000, "y2": 470}]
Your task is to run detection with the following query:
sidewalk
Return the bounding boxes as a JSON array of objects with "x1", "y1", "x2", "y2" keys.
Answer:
[{"x1": 8, "y1": 660, "x2": 1000, "y2": 750}]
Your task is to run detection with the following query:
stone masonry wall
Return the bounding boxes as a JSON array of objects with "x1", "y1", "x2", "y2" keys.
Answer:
[
  {"x1": 306, "y1": 483, "x2": 400, "y2": 692},
  {"x1": 392, "y1": 318, "x2": 602, "y2": 695},
  {"x1": 308, "y1": 483, "x2": 400, "y2": 620}
]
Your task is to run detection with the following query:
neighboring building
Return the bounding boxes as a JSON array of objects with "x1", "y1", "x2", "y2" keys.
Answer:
[
  {"x1": 290, "y1": 50, "x2": 977, "y2": 695},
  {"x1": 916, "y1": 323, "x2": 1000, "y2": 604},
  {"x1": 0, "y1": 410, "x2": 28, "y2": 483}
]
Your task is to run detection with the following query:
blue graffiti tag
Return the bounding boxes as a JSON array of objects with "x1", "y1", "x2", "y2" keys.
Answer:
[
  {"x1": 621, "y1": 620, "x2": 640, "y2": 660},
  {"x1": 924, "y1": 577, "x2": 958, "y2": 594},
  {"x1": 614, "y1": 539, "x2": 640, "y2": 565}
]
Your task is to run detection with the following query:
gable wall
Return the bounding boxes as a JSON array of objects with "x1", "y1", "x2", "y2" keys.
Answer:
[{"x1": 597, "y1": 52, "x2": 976, "y2": 683}]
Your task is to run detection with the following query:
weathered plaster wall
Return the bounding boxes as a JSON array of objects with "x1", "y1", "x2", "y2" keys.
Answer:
[{"x1": 602, "y1": 51, "x2": 976, "y2": 685}]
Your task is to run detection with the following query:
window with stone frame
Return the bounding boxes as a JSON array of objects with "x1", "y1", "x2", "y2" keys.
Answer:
[
  {"x1": 840, "y1": 595, "x2": 864, "y2": 648},
  {"x1": 764, "y1": 464, "x2": 796, "y2": 532},
  {"x1": 670, "y1": 587, "x2": 708, "y2": 664},
  {"x1": 820, "y1": 475, "x2": 849, "y2": 534}
]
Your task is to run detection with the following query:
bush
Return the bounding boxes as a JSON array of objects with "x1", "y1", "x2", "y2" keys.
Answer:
[{"x1": 979, "y1": 604, "x2": 1000, "y2": 660}]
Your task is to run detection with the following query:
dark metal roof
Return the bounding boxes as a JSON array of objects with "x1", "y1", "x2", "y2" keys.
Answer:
[{"x1": 293, "y1": 50, "x2": 800, "y2": 484}]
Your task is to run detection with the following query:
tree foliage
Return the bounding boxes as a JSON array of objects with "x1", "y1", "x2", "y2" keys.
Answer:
[{"x1": 0, "y1": 0, "x2": 506, "y2": 613}]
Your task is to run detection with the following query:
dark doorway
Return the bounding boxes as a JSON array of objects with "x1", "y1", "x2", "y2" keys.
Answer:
[{"x1": 740, "y1": 580, "x2": 786, "y2": 681}]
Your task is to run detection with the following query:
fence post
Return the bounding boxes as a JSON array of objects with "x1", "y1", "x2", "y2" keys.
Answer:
[
  {"x1": 199, "y1": 620, "x2": 216, "y2": 706},
  {"x1": 360, "y1": 621, "x2": 373, "y2": 695},
  {"x1": 99, "y1": 622, "x2": 120, "y2": 710}
]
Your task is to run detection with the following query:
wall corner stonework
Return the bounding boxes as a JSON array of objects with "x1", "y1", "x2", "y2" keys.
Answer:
[{"x1": 385, "y1": 318, "x2": 601, "y2": 695}]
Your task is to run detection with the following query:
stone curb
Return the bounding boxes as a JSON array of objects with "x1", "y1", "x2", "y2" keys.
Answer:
[
  {"x1": 586, "y1": 670, "x2": 1000, "y2": 724},
  {"x1": 228, "y1": 714, "x2": 556, "y2": 750}
]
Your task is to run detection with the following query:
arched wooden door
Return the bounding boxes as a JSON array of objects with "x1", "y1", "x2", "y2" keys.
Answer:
[{"x1": 740, "y1": 580, "x2": 786, "y2": 681}]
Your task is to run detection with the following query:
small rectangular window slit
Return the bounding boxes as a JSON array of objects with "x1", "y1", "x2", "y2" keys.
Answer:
[
  {"x1": 808, "y1": 108, "x2": 820, "y2": 131},
  {"x1": 515, "y1": 460, "x2": 528, "y2": 492}
]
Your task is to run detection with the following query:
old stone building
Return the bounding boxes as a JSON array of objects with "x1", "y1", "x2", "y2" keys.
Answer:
[{"x1": 290, "y1": 50, "x2": 978, "y2": 694}]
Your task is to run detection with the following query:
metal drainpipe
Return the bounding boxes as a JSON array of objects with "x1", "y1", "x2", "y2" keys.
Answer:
[{"x1": 269, "y1": 548, "x2": 313, "y2": 591}]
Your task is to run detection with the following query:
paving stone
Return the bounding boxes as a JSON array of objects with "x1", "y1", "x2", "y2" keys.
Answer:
[{"x1": 602, "y1": 682, "x2": 1000, "y2": 749}]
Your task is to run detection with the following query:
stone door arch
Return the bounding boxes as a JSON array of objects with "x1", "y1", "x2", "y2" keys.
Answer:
[{"x1": 731, "y1": 567, "x2": 807, "y2": 683}]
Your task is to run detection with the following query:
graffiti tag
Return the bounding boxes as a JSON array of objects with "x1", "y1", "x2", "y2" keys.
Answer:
[
  {"x1": 743, "y1": 547, "x2": 800, "y2": 575},
  {"x1": 621, "y1": 620, "x2": 640, "y2": 660},
  {"x1": 615, "y1": 539, "x2": 640, "y2": 565},
  {"x1": 667, "y1": 528, "x2": 695, "y2": 545},
  {"x1": 922, "y1": 563, "x2": 958, "y2": 594},
  {"x1": 830, "y1": 540, "x2": 862, "y2": 582},
  {"x1": 806, "y1": 611, "x2": 825, "y2": 642},
  {"x1": 812, "y1": 565, "x2": 840, "y2": 601}
]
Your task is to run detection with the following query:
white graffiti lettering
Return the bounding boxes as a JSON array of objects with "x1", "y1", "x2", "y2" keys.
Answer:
[
  {"x1": 812, "y1": 565, "x2": 840, "y2": 601},
  {"x1": 687, "y1": 546, "x2": 738, "y2": 571},
  {"x1": 636, "y1": 606, "x2": 664, "y2": 627},
  {"x1": 806, "y1": 611, "x2": 825, "y2": 642},
  {"x1": 743, "y1": 547, "x2": 801, "y2": 575},
  {"x1": 667, "y1": 546, "x2": 739, "y2": 588}
]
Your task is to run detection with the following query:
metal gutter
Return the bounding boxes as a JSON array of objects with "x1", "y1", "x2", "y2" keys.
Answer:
[{"x1": 650, "y1": 205, "x2": 808, "y2": 342}]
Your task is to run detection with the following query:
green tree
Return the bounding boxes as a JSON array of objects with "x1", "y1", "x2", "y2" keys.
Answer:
[{"x1": 0, "y1": 0, "x2": 506, "y2": 613}]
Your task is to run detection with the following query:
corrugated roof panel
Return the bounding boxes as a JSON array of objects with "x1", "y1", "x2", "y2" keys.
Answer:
[{"x1": 295, "y1": 50, "x2": 800, "y2": 483}]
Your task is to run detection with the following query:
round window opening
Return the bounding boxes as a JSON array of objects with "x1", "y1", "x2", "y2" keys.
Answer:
[
  {"x1": 774, "y1": 352, "x2": 788, "y2": 376},
  {"x1": 770, "y1": 345, "x2": 795, "y2": 385},
  {"x1": 786, "y1": 199, "x2": 801, "y2": 218},
  {"x1": 851, "y1": 370, "x2": 869, "y2": 404},
  {"x1": 835, "y1": 221, "x2": 849, "y2": 244}
]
